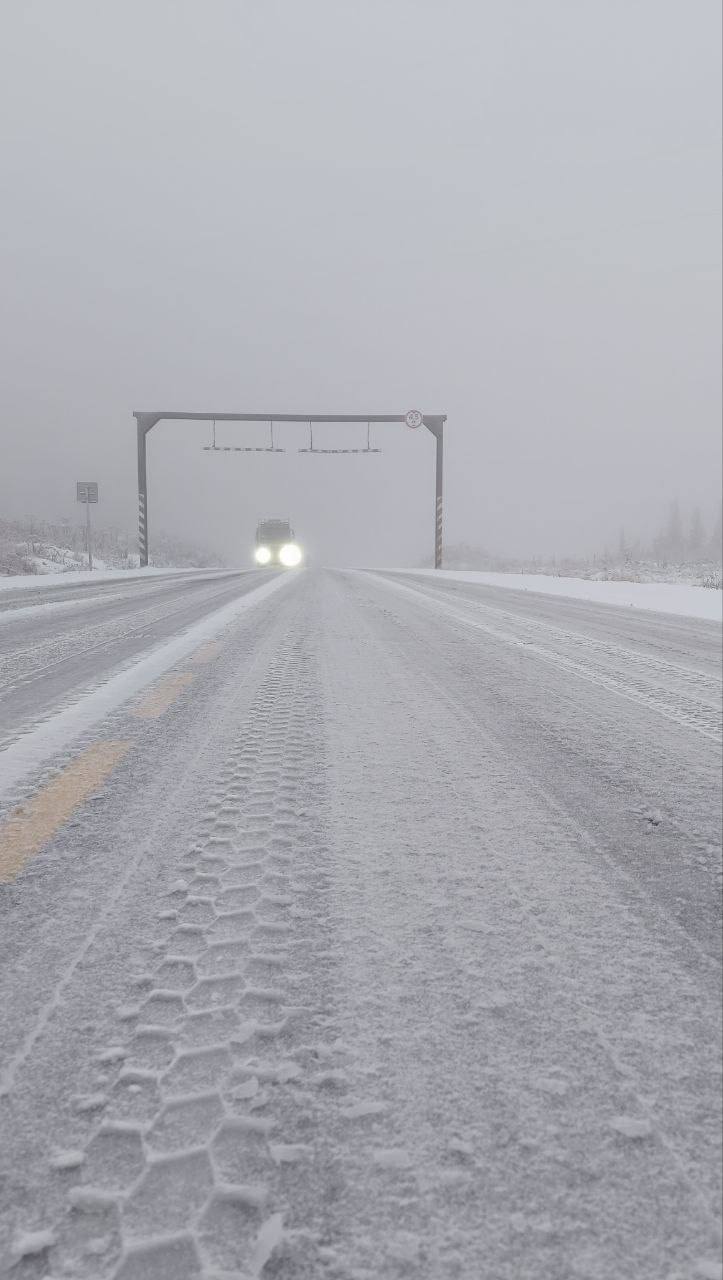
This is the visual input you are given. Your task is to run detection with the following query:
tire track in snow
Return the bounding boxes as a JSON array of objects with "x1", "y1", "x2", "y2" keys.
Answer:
[
  {"x1": 366, "y1": 572, "x2": 723, "y2": 745},
  {"x1": 15, "y1": 632, "x2": 335, "y2": 1279},
  {"x1": 0, "y1": 575, "x2": 272, "y2": 754},
  {"x1": 313, "y1": 571, "x2": 721, "y2": 1279},
  {"x1": 0, "y1": 573, "x2": 292, "y2": 804},
  {"x1": 3, "y1": 571, "x2": 721, "y2": 1280}
]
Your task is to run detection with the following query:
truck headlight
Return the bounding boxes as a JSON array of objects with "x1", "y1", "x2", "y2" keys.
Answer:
[
  {"x1": 255, "y1": 545, "x2": 271, "y2": 565},
  {"x1": 279, "y1": 543, "x2": 302, "y2": 567}
]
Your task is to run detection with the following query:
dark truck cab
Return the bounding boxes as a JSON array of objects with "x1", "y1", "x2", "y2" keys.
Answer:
[{"x1": 254, "y1": 519, "x2": 302, "y2": 567}]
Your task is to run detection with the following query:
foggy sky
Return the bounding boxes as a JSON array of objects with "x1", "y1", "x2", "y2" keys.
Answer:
[{"x1": 1, "y1": 0, "x2": 720, "y2": 566}]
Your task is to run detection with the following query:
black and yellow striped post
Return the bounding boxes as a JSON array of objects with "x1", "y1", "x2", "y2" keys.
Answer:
[
  {"x1": 135, "y1": 413, "x2": 161, "y2": 568},
  {"x1": 420, "y1": 415, "x2": 444, "y2": 569},
  {"x1": 136, "y1": 422, "x2": 148, "y2": 567}
]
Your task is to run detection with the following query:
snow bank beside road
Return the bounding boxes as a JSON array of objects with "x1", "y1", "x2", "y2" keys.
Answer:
[{"x1": 391, "y1": 569, "x2": 723, "y2": 622}]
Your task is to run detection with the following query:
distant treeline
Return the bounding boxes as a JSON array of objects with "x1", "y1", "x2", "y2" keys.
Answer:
[
  {"x1": 613, "y1": 499, "x2": 722, "y2": 566},
  {"x1": 441, "y1": 500, "x2": 722, "y2": 587}
]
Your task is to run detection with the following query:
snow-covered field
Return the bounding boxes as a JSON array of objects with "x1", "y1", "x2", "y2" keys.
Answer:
[
  {"x1": 0, "y1": 524, "x2": 224, "y2": 579},
  {"x1": 394, "y1": 567, "x2": 723, "y2": 621},
  {"x1": 0, "y1": 568, "x2": 720, "y2": 1279}
]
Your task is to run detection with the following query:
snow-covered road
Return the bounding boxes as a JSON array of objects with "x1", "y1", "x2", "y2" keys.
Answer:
[
  {"x1": 0, "y1": 569, "x2": 720, "y2": 1279},
  {"x1": 0, "y1": 570, "x2": 272, "y2": 754}
]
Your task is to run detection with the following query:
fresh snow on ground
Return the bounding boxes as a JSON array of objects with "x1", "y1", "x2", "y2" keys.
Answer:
[
  {"x1": 393, "y1": 568, "x2": 723, "y2": 621},
  {"x1": 4, "y1": 565, "x2": 721, "y2": 620},
  {"x1": 0, "y1": 571, "x2": 292, "y2": 801},
  {"x1": 0, "y1": 566, "x2": 222, "y2": 592},
  {"x1": 0, "y1": 590, "x2": 135, "y2": 625},
  {"x1": 0, "y1": 569, "x2": 720, "y2": 1278},
  {"x1": 26, "y1": 550, "x2": 110, "y2": 574}
]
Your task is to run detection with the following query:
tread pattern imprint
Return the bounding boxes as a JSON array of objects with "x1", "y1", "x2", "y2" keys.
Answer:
[{"x1": 9, "y1": 634, "x2": 338, "y2": 1280}]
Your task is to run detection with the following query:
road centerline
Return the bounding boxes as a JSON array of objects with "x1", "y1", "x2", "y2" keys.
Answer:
[
  {"x1": 0, "y1": 740, "x2": 131, "y2": 883},
  {"x1": 132, "y1": 672, "x2": 195, "y2": 719}
]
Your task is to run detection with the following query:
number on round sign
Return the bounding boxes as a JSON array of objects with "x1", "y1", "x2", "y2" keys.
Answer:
[{"x1": 405, "y1": 409, "x2": 423, "y2": 429}]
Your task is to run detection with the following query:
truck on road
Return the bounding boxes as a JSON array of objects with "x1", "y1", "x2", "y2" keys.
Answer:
[{"x1": 254, "y1": 518, "x2": 303, "y2": 567}]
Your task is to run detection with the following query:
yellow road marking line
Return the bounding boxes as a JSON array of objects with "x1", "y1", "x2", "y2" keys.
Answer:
[
  {"x1": 132, "y1": 672, "x2": 195, "y2": 719},
  {"x1": 0, "y1": 741, "x2": 130, "y2": 883},
  {"x1": 189, "y1": 641, "x2": 223, "y2": 664}
]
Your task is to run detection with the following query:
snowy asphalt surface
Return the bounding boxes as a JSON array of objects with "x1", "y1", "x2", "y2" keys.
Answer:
[
  {"x1": 0, "y1": 568, "x2": 720, "y2": 1280},
  {"x1": 0, "y1": 570, "x2": 271, "y2": 752}
]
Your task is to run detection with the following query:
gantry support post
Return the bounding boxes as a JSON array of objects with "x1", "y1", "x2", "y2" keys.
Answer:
[
  {"x1": 435, "y1": 426, "x2": 444, "y2": 569},
  {"x1": 137, "y1": 421, "x2": 149, "y2": 567},
  {"x1": 423, "y1": 415, "x2": 444, "y2": 569},
  {"x1": 136, "y1": 422, "x2": 148, "y2": 567},
  {"x1": 135, "y1": 413, "x2": 159, "y2": 567}
]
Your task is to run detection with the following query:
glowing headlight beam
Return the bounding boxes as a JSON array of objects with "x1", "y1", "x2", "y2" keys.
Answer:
[
  {"x1": 279, "y1": 543, "x2": 302, "y2": 567},
  {"x1": 254, "y1": 545, "x2": 272, "y2": 565}
]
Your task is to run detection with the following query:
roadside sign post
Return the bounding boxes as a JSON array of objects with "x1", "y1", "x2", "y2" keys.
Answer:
[{"x1": 76, "y1": 482, "x2": 99, "y2": 571}]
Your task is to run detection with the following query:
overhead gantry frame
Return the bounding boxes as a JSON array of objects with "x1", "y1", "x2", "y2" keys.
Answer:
[{"x1": 132, "y1": 411, "x2": 446, "y2": 569}]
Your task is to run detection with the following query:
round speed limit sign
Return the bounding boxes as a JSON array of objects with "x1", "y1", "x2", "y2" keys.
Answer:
[{"x1": 405, "y1": 409, "x2": 423, "y2": 429}]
